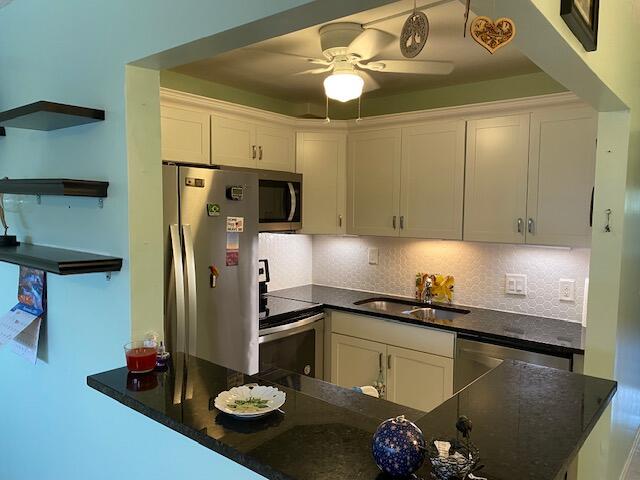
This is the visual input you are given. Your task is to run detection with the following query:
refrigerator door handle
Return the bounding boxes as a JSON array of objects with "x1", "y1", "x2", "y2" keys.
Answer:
[
  {"x1": 287, "y1": 182, "x2": 296, "y2": 222},
  {"x1": 169, "y1": 224, "x2": 186, "y2": 354},
  {"x1": 182, "y1": 224, "x2": 198, "y2": 357}
]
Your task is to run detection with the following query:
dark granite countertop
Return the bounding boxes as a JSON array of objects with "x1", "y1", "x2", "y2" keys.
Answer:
[
  {"x1": 88, "y1": 355, "x2": 615, "y2": 480},
  {"x1": 267, "y1": 285, "x2": 586, "y2": 356},
  {"x1": 259, "y1": 295, "x2": 322, "y2": 329}
]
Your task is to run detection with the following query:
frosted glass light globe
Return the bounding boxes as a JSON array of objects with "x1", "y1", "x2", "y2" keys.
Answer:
[{"x1": 323, "y1": 72, "x2": 364, "y2": 102}]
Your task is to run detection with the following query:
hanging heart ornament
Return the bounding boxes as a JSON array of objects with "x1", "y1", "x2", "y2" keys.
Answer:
[{"x1": 470, "y1": 16, "x2": 516, "y2": 54}]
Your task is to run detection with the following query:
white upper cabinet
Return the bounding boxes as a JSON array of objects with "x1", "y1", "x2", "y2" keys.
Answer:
[
  {"x1": 210, "y1": 114, "x2": 295, "y2": 171},
  {"x1": 464, "y1": 114, "x2": 531, "y2": 243},
  {"x1": 161, "y1": 104, "x2": 211, "y2": 165},
  {"x1": 296, "y1": 131, "x2": 347, "y2": 235},
  {"x1": 347, "y1": 128, "x2": 402, "y2": 236},
  {"x1": 526, "y1": 107, "x2": 597, "y2": 247},
  {"x1": 256, "y1": 124, "x2": 295, "y2": 172},
  {"x1": 210, "y1": 114, "x2": 256, "y2": 168},
  {"x1": 400, "y1": 120, "x2": 466, "y2": 239}
]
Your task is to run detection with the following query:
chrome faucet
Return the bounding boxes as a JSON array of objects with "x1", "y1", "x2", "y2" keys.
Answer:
[{"x1": 422, "y1": 277, "x2": 433, "y2": 304}]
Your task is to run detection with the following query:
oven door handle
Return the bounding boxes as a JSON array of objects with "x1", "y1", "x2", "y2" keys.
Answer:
[
  {"x1": 259, "y1": 313, "x2": 324, "y2": 342},
  {"x1": 287, "y1": 182, "x2": 296, "y2": 222}
]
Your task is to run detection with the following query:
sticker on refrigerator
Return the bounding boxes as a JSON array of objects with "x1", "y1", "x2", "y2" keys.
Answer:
[
  {"x1": 207, "y1": 203, "x2": 221, "y2": 217},
  {"x1": 226, "y1": 232, "x2": 239, "y2": 267},
  {"x1": 226, "y1": 216, "x2": 244, "y2": 233}
]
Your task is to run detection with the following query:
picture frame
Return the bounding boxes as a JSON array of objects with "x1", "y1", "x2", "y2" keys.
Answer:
[{"x1": 561, "y1": 0, "x2": 599, "y2": 51}]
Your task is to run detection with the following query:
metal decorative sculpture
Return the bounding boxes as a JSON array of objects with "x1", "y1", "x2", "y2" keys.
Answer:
[
  {"x1": 0, "y1": 189, "x2": 19, "y2": 246},
  {"x1": 400, "y1": 1, "x2": 429, "y2": 58}
]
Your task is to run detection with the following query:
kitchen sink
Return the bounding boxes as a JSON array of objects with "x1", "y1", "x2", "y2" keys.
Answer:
[{"x1": 354, "y1": 297, "x2": 470, "y2": 322}]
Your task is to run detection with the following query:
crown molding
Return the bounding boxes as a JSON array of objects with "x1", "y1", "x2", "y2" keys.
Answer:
[
  {"x1": 346, "y1": 92, "x2": 585, "y2": 130},
  {"x1": 160, "y1": 88, "x2": 586, "y2": 132}
]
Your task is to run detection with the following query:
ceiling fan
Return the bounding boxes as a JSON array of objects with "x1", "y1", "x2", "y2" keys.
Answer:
[{"x1": 259, "y1": 22, "x2": 454, "y2": 102}]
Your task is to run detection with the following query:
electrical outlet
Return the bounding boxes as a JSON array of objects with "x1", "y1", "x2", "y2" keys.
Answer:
[
  {"x1": 559, "y1": 279, "x2": 575, "y2": 302},
  {"x1": 368, "y1": 248, "x2": 379, "y2": 265},
  {"x1": 505, "y1": 274, "x2": 527, "y2": 295}
]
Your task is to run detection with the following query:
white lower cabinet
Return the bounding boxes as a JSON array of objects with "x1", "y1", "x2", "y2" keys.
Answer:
[
  {"x1": 329, "y1": 311, "x2": 454, "y2": 412},
  {"x1": 331, "y1": 334, "x2": 386, "y2": 391},
  {"x1": 386, "y1": 345, "x2": 453, "y2": 412}
]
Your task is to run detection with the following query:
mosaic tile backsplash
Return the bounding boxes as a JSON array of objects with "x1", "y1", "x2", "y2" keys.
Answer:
[
  {"x1": 259, "y1": 233, "x2": 312, "y2": 291},
  {"x1": 260, "y1": 233, "x2": 590, "y2": 323},
  {"x1": 312, "y1": 236, "x2": 590, "y2": 323}
]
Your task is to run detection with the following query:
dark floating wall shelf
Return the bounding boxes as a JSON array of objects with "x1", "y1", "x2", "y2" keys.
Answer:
[
  {"x1": 0, "y1": 244, "x2": 122, "y2": 275},
  {"x1": 0, "y1": 178, "x2": 109, "y2": 198},
  {"x1": 0, "y1": 101, "x2": 105, "y2": 131}
]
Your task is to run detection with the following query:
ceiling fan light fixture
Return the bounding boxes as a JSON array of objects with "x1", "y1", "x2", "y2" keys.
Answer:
[{"x1": 323, "y1": 72, "x2": 364, "y2": 102}]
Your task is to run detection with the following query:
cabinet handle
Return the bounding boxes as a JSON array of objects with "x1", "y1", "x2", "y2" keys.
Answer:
[
  {"x1": 392, "y1": 216, "x2": 397, "y2": 229},
  {"x1": 589, "y1": 186, "x2": 595, "y2": 227},
  {"x1": 517, "y1": 218, "x2": 523, "y2": 234},
  {"x1": 338, "y1": 214, "x2": 343, "y2": 228},
  {"x1": 378, "y1": 353, "x2": 383, "y2": 373},
  {"x1": 387, "y1": 354, "x2": 391, "y2": 370},
  {"x1": 528, "y1": 218, "x2": 535, "y2": 234},
  {"x1": 252, "y1": 145, "x2": 257, "y2": 159},
  {"x1": 400, "y1": 215, "x2": 404, "y2": 229},
  {"x1": 258, "y1": 146, "x2": 263, "y2": 160}
]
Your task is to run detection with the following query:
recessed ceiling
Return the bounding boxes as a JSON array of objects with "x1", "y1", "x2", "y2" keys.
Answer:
[{"x1": 171, "y1": 0, "x2": 540, "y2": 104}]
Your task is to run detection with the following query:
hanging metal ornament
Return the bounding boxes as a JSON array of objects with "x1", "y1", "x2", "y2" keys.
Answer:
[{"x1": 400, "y1": 1, "x2": 429, "y2": 58}]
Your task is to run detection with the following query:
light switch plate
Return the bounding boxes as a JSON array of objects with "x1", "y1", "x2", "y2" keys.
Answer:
[
  {"x1": 368, "y1": 248, "x2": 379, "y2": 265},
  {"x1": 559, "y1": 279, "x2": 576, "y2": 302},
  {"x1": 505, "y1": 274, "x2": 527, "y2": 296}
]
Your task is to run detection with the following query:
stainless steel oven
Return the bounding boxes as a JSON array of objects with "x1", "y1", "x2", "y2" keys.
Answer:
[
  {"x1": 259, "y1": 313, "x2": 324, "y2": 378},
  {"x1": 256, "y1": 170, "x2": 302, "y2": 232}
]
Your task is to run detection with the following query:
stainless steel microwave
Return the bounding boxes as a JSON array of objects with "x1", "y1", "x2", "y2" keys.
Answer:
[
  {"x1": 256, "y1": 170, "x2": 302, "y2": 232},
  {"x1": 218, "y1": 166, "x2": 302, "y2": 232}
]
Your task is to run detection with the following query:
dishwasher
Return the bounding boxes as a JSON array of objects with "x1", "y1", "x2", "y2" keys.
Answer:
[{"x1": 454, "y1": 337, "x2": 573, "y2": 393}]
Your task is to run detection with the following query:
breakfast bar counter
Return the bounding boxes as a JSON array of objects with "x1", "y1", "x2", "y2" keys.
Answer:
[{"x1": 88, "y1": 354, "x2": 615, "y2": 480}]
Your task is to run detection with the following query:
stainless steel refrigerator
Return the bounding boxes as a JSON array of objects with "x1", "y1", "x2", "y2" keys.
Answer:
[{"x1": 163, "y1": 164, "x2": 259, "y2": 374}]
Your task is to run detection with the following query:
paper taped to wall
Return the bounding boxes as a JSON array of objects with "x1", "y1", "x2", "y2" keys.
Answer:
[{"x1": 0, "y1": 267, "x2": 46, "y2": 364}]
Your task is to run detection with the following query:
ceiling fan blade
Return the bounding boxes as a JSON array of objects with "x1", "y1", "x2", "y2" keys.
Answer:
[
  {"x1": 248, "y1": 48, "x2": 331, "y2": 66},
  {"x1": 361, "y1": 59, "x2": 454, "y2": 75},
  {"x1": 348, "y1": 28, "x2": 395, "y2": 61},
  {"x1": 294, "y1": 66, "x2": 334, "y2": 75},
  {"x1": 359, "y1": 71, "x2": 380, "y2": 93}
]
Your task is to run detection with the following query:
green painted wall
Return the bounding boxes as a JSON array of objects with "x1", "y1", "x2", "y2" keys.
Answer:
[
  {"x1": 331, "y1": 71, "x2": 567, "y2": 118},
  {"x1": 160, "y1": 70, "x2": 302, "y2": 116},
  {"x1": 160, "y1": 70, "x2": 567, "y2": 119}
]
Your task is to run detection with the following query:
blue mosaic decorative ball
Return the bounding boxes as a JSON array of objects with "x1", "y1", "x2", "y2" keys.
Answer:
[{"x1": 372, "y1": 415, "x2": 426, "y2": 477}]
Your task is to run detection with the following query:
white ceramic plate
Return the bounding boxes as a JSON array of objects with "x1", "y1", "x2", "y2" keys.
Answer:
[{"x1": 214, "y1": 385, "x2": 286, "y2": 419}]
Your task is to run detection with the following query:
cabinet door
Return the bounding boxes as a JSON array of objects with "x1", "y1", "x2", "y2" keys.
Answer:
[
  {"x1": 161, "y1": 105, "x2": 210, "y2": 165},
  {"x1": 400, "y1": 120, "x2": 465, "y2": 239},
  {"x1": 386, "y1": 345, "x2": 453, "y2": 412},
  {"x1": 464, "y1": 114, "x2": 530, "y2": 243},
  {"x1": 526, "y1": 108, "x2": 597, "y2": 247},
  {"x1": 296, "y1": 131, "x2": 347, "y2": 234},
  {"x1": 256, "y1": 124, "x2": 295, "y2": 172},
  {"x1": 331, "y1": 333, "x2": 386, "y2": 391},
  {"x1": 347, "y1": 128, "x2": 402, "y2": 236},
  {"x1": 211, "y1": 114, "x2": 256, "y2": 168}
]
